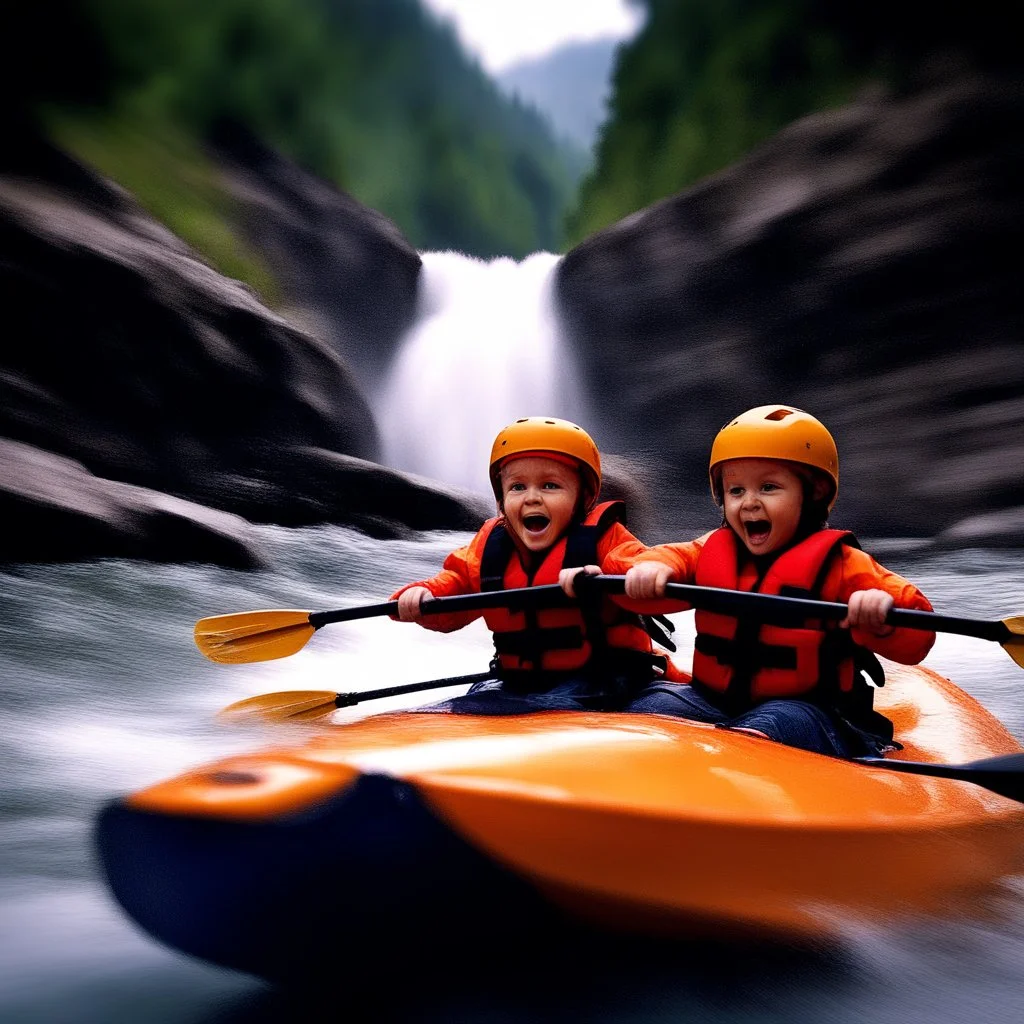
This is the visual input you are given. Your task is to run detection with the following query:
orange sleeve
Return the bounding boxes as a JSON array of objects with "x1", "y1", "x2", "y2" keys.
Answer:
[
  {"x1": 826, "y1": 546, "x2": 936, "y2": 664},
  {"x1": 389, "y1": 525, "x2": 490, "y2": 633},
  {"x1": 595, "y1": 521, "x2": 649, "y2": 569},
  {"x1": 602, "y1": 532, "x2": 713, "y2": 615},
  {"x1": 603, "y1": 532, "x2": 712, "y2": 577}
]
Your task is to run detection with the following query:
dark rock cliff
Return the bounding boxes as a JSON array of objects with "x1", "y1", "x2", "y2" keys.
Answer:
[
  {"x1": 556, "y1": 74, "x2": 1024, "y2": 544},
  {"x1": 0, "y1": 127, "x2": 487, "y2": 566},
  {"x1": 209, "y1": 121, "x2": 422, "y2": 380}
]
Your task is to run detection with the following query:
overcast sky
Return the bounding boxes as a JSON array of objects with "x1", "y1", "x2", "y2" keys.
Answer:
[{"x1": 421, "y1": 0, "x2": 644, "y2": 73}]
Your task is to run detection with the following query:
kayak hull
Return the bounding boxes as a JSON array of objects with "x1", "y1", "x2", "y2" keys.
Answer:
[
  {"x1": 95, "y1": 664, "x2": 1024, "y2": 983},
  {"x1": 97, "y1": 773, "x2": 566, "y2": 985}
]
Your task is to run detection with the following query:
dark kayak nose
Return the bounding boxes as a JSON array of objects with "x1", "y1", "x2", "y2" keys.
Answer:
[{"x1": 95, "y1": 772, "x2": 558, "y2": 987}]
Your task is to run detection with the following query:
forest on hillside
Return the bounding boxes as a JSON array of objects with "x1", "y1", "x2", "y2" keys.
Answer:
[
  {"x1": 567, "y1": 0, "x2": 1019, "y2": 244},
  {"x1": 9, "y1": 0, "x2": 579, "y2": 272},
  {"x1": 7, "y1": 0, "x2": 1019, "y2": 270}
]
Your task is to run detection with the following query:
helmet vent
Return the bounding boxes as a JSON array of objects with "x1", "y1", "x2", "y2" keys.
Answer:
[{"x1": 765, "y1": 408, "x2": 795, "y2": 421}]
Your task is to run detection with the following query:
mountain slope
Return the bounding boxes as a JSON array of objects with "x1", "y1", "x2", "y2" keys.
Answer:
[
  {"x1": 13, "y1": 0, "x2": 580, "y2": 264},
  {"x1": 499, "y1": 37, "x2": 621, "y2": 152},
  {"x1": 567, "y1": 0, "x2": 1020, "y2": 245}
]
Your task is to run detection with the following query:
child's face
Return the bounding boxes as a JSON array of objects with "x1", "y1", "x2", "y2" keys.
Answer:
[
  {"x1": 499, "y1": 456, "x2": 581, "y2": 553},
  {"x1": 721, "y1": 458, "x2": 806, "y2": 556}
]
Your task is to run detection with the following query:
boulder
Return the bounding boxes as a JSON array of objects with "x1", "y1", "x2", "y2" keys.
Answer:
[
  {"x1": 0, "y1": 439, "x2": 263, "y2": 568},
  {"x1": 933, "y1": 507, "x2": 1024, "y2": 550},
  {"x1": 597, "y1": 452, "x2": 715, "y2": 543},
  {"x1": 206, "y1": 445, "x2": 492, "y2": 540}
]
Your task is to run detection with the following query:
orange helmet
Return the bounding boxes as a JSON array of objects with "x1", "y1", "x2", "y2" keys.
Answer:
[
  {"x1": 709, "y1": 405, "x2": 839, "y2": 511},
  {"x1": 489, "y1": 417, "x2": 601, "y2": 508}
]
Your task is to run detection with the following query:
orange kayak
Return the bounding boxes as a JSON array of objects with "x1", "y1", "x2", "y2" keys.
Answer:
[{"x1": 95, "y1": 663, "x2": 1024, "y2": 984}]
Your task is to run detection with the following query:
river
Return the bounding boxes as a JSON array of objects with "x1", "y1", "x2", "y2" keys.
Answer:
[{"x1": 1, "y1": 529, "x2": 1022, "y2": 1023}]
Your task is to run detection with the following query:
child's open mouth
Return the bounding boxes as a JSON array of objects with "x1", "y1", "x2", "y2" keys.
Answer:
[
  {"x1": 522, "y1": 513, "x2": 550, "y2": 534},
  {"x1": 743, "y1": 520, "x2": 771, "y2": 545}
]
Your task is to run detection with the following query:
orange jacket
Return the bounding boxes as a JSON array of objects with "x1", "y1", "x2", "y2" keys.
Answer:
[
  {"x1": 392, "y1": 503, "x2": 685, "y2": 679},
  {"x1": 605, "y1": 528, "x2": 936, "y2": 671}
]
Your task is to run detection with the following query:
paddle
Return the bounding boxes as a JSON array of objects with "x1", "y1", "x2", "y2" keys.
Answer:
[
  {"x1": 582, "y1": 575, "x2": 1024, "y2": 669},
  {"x1": 854, "y1": 753, "x2": 1024, "y2": 802},
  {"x1": 220, "y1": 670, "x2": 495, "y2": 722},
  {"x1": 194, "y1": 583, "x2": 572, "y2": 664}
]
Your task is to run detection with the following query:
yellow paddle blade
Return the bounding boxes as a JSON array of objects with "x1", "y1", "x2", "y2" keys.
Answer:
[
  {"x1": 219, "y1": 689, "x2": 339, "y2": 722},
  {"x1": 194, "y1": 610, "x2": 315, "y2": 664},
  {"x1": 1004, "y1": 616, "x2": 1024, "y2": 669}
]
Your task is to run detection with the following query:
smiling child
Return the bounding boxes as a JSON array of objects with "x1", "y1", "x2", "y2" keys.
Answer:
[
  {"x1": 610, "y1": 405, "x2": 936, "y2": 757},
  {"x1": 392, "y1": 416, "x2": 683, "y2": 713}
]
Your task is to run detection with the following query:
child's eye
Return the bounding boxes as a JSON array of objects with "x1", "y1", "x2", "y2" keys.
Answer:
[
  {"x1": 542, "y1": 481, "x2": 561, "y2": 490},
  {"x1": 762, "y1": 482, "x2": 779, "y2": 492},
  {"x1": 728, "y1": 486, "x2": 744, "y2": 497},
  {"x1": 508, "y1": 482, "x2": 525, "y2": 492}
]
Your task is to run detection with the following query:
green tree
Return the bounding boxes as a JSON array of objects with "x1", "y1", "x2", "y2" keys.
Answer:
[
  {"x1": 29, "y1": 0, "x2": 580, "y2": 273},
  {"x1": 566, "y1": 0, "x2": 1019, "y2": 245}
]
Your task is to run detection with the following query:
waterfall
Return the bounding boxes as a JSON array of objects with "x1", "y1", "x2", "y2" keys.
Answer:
[{"x1": 377, "y1": 250, "x2": 589, "y2": 496}]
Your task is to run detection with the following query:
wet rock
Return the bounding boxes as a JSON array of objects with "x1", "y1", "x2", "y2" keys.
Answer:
[
  {"x1": 933, "y1": 508, "x2": 1024, "y2": 549},
  {"x1": 210, "y1": 121, "x2": 422, "y2": 379},
  {"x1": 0, "y1": 439, "x2": 264, "y2": 568},
  {"x1": 557, "y1": 74, "x2": 1024, "y2": 543},
  {"x1": 223, "y1": 446, "x2": 493, "y2": 537},
  {"x1": 598, "y1": 453, "x2": 717, "y2": 543}
]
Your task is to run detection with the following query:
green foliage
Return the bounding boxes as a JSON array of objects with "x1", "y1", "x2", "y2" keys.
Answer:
[
  {"x1": 37, "y1": 0, "x2": 579, "y2": 262},
  {"x1": 565, "y1": 0, "x2": 1019, "y2": 246},
  {"x1": 48, "y1": 112, "x2": 281, "y2": 303}
]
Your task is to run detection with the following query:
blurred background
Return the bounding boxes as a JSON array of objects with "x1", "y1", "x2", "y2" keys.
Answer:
[
  {"x1": 2, "y1": 0, "x2": 1021, "y2": 552},
  {"x1": 1, "y1": 2, "x2": 1023, "y2": 1022}
]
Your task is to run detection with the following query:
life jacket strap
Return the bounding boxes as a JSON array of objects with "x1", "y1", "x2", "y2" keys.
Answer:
[
  {"x1": 694, "y1": 632, "x2": 798, "y2": 671},
  {"x1": 480, "y1": 524, "x2": 516, "y2": 593},
  {"x1": 493, "y1": 626, "x2": 586, "y2": 657},
  {"x1": 496, "y1": 649, "x2": 666, "y2": 692},
  {"x1": 641, "y1": 613, "x2": 677, "y2": 652},
  {"x1": 479, "y1": 501, "x2": 668, "y2": 677}
]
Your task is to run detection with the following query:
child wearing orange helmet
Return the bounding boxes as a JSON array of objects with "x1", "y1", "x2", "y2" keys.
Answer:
[
  {"x1": 392, "y1": 416, "x2": 682, "y2": 713},
  {"x1": 609, "y1": 405, "x2": 936, "y2": 757}
]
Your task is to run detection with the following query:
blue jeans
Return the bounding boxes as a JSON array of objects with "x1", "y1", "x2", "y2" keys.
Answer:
[
  {"x1": 414, "y1": 674, "x2": 644, "y2": 715},
  {"x1": 626, "y1": 682, "x2": 857, "y2": 757}
]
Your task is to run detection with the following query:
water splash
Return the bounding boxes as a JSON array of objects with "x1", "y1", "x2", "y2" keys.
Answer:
[{"x1": 377, "y1": 250, "x2": 589, "y2": 495}]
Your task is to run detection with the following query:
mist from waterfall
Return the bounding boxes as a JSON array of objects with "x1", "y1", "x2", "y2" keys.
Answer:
[{"x1": 377, "y1": 250, "x2": 589, "y2": 496}]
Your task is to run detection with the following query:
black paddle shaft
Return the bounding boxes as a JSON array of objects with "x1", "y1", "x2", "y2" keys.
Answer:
[
  {"x1": 307, "y1": 575, "x2": 1010, "y2": 642},
  {"x1": 309, "y1": 583, "x2": 572, "y2": 630},
  {"x1": 588, "y1": 576, "x2": 1011, "y2": 643},
  {"x1": 333, "y1": 670, "x2": 495, "y2": 708},
  {"x1": 856, "y1": 753, "x2": 1024, "y2": 802}
]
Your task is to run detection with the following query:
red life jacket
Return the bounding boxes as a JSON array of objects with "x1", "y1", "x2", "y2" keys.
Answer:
[
  {"x1": 478, "y1": 501, "x2": 666, "y2": 682},
  {"x1": 691, "y1": 527, "x2": 883, "y2": 708}
]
